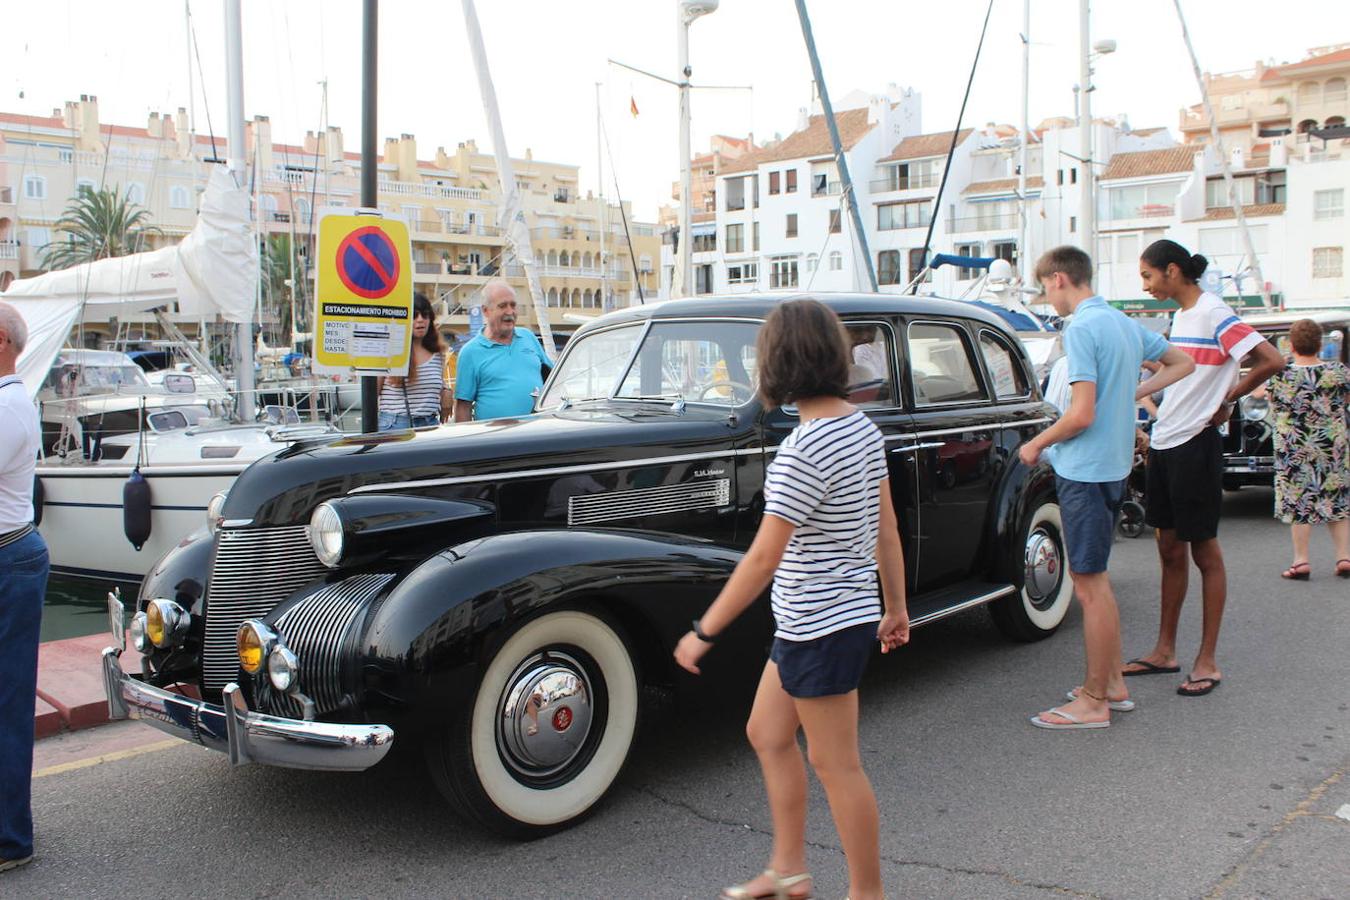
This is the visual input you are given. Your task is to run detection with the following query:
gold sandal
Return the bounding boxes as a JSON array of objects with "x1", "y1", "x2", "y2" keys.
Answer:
[{"x1": 719, "y1": 868, "x2": 814, "y2": 900}]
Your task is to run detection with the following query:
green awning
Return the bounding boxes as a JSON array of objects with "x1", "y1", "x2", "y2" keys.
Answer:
[{"x1": 1109, "y1": 293, "x2": 1279, "y2": 313}]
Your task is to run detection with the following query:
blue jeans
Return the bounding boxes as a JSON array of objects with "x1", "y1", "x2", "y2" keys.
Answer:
[
  {"x1": 377, "y1": 411, "x2": 439, "y2": 431},
  {"x1": 0, "y1": 530, "x2": 48, "y2": 860}
]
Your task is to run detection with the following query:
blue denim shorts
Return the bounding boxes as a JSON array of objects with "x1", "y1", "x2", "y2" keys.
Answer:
[
  {"x1": 1055, "y1": 475, "x2": 1126, "y2": 575},
  {"x1": 377, "y1": 411, "x2": 439, "y2": 431},
  {"x1": 770, "y1": 621, "x2": 878, "y2": 698}
]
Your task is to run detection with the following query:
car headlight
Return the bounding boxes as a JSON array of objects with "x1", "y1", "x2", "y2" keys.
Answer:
[
  {"x1": 144, "y1": 598, "x2": 190, "y2": 649},
  {"x1": 308, "y1": 501, "x2": 344, "y2": 568},
  {"x1": 130, "y1": 612, "x2": 150, "y2": 653},
  {"x1": 206, "y1": 491, "x2": 228, "y2": 534},
  {"x1": 236, "y1": 619, "x2": 277, "y2": 675},
  {"x1": 1241, "y1": 396, "x2": 1269, "y2": 422},
  {"x1": 267, "y1": 644, "x2": 300, "y2": 693}
]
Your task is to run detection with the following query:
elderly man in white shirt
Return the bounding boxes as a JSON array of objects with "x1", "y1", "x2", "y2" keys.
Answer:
[{"x1": 0, "y1": 300, "x2": 45, "y2": 874}]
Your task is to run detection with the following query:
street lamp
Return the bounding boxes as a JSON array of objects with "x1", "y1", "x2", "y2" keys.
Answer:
[
  {"x1": 1077, "y1": 0, "x2": 1115, "y2": 263},
  {"x1": 676, "y1": 0, "x2": 718, "y2": 298}
]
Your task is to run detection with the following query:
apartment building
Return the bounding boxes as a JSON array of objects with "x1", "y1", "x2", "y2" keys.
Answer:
[{"x1": 0, "y1": 94, "x2": 659, "y2": 344}]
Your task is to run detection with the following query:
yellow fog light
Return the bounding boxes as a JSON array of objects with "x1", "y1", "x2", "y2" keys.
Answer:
[
  {"x1": 145, "y1": 598, "x2": 189, "y2": 649},
  {"x1": 236, "y1": 619, "x2": 277, "y2": 675}
]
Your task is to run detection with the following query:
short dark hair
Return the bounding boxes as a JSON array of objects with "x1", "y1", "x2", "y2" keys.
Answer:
[
  {"x1": 756, "y1": 299, "x2": 850, "y2": 407},
  {"x1": 1289, "y1": 318, "x2": 1323, "y2": 357},
  {"x1": 1141, "y1": 239, "x2": 1208, "y2": 283},
  {"x1": 1033, "y1": 245, "x2": 1094, "y2": 287}
]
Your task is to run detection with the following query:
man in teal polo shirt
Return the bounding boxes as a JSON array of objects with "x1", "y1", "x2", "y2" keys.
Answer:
[
  {"x1": 454, "y1": 280, "x2": 553, "y2": 421},
  {"x1": 1018, "y1": 246, "x2": 1193, "y2": 731}
]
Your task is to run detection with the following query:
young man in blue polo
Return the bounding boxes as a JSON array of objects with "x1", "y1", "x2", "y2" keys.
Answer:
[
  {"x1": 454, "y1": 279, "x2": 553, "y2": 421},
  {"x1": 1018, "y1": 246, "x2": 1193, "y2": 730}
]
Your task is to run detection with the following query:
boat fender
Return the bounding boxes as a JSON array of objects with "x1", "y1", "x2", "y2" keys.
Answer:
[
  {"x1": 32, "y1": 475, "x2": 44, "y2": 528},
  {"x1": 123, "y1": 469, "x2": 153, "y2": 551}
]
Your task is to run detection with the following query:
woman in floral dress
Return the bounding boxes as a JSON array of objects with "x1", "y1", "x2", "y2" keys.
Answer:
[{"x1": 1269, "y1": 319, "x2": 1350, "y2": 579}]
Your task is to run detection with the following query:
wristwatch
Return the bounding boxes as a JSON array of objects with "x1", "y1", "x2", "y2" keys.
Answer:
[{"x1": 691, "y1": 619, "x2": 717, "y2": 644}]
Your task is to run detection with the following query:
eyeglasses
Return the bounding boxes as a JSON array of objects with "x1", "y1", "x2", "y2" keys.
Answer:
[{"x1": 413, "y1": 308, "x2": 432, "y2": 319}]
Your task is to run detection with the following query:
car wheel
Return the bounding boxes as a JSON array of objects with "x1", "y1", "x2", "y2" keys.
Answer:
[
  {"x1": 989, "y1": 499, "x2": 1073, "y2": 641},
  {"x1": 427, "y1": 609, "x2": 640, "y2": 839}
]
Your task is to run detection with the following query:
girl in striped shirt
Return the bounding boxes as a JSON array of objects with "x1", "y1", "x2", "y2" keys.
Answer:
[
  {"x1": 675, "y1": 299, "x2": 909, "y2": 900},
  {"x1": 377, "y1": 293, "x2": 450, "y2": 430}
]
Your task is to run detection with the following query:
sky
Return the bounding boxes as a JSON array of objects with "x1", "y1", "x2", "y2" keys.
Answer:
[{"x1": 0, "y1": 1, "x2": 1339, "y2": 221}]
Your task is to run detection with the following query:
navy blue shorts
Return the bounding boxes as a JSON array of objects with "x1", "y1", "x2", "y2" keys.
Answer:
[
  {"x1": 770, "y1": 621, "x2": 878, "y2": 698},
  {"x1": 1055, "y1": 475, "x2": 1126, "y2": 575}
]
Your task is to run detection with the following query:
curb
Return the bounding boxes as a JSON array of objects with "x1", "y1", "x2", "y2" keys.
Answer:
[{"x1": 35, "y1": 633, "x2": 141, "y2": 739}]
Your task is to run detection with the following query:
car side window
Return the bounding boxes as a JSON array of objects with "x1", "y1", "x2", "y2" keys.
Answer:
[
  {"x1": 907, "y1": 321, "x2": 989, "y2": 406},
  {"x1": 843, "y1": 322, "x2": 897, "y2": 409},
  {"x1": 978, "y1": 330, "x2": 1030, "y2": 400}
]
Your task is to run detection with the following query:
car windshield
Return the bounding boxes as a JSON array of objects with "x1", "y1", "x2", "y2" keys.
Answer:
[{"x1": 540, "y1": 319, "x2": 762, "y2": 409}]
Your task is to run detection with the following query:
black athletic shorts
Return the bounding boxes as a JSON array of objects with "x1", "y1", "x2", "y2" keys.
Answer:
[{"x1": 1145, "y1": 425, "x2": 1223, "y2": 542}]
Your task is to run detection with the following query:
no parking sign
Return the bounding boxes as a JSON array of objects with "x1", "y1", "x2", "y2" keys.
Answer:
[{"x1": 313, "y1": 210, "x2": 414, "y2": 375}]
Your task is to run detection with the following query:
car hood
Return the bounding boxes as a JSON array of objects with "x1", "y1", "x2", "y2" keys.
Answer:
[{"x1": 222, "y1": 403, "x2": 752, "y2": 526}]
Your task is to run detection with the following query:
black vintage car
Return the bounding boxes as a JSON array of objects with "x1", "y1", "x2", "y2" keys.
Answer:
[
  {"x1": 1220, "y1": 310, "x2": 1350, "y2": 489},
  {"x1": 103, "y1": 292, "x2": 1068, "y2": 837}
]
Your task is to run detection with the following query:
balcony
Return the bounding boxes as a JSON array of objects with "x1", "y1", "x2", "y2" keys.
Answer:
[
  {"x1": 409, "y1": 217, "x2": 504, "y2": 238},
  {"x1": 0, "y1": 240, "x2": 19, "y2": 260},
  {"x1": 1104, "y1": 204, "x2": 1175, "y2": 221},
  {"x1": 377, "y1": 178, "x2": 486, "y2": 201},
  {"x1": 533, "y1": 226, "x2": 602, "y2": 242},
  {"x1": 0, "y1": 186, "x2": 13, "y2": 204},
  {"x1": 869, "y1": 173, "x2": 939, "y2": 193},
  {"x1": 948, "y1": 213, "x2": 1020, "y2": 233},
  {"x1": 539, "y1": 264, "x2": 604, "y2": 279}
]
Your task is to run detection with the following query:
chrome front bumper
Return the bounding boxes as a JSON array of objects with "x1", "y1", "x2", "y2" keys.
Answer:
[{"x1": 102, "y1": 648, "x2": 394, "y2": 772}]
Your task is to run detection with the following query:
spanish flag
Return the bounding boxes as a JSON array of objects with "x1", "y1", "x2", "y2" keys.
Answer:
[{"x1": 630, "y1": 96, "x2": 639, "y2": 118}]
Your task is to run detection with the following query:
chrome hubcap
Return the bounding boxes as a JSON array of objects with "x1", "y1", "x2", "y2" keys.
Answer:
[
  {"x1": 1024, "y1": 526, "x2": 1062, "y2": 608},
  {"x1": 498, "y1": 651, "x2": 594, "y2": 777}
]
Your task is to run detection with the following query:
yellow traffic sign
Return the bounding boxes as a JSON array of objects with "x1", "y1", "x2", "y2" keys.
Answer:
[{"x1": 313, "y1": 210, "x2": 414, "y2": 375}]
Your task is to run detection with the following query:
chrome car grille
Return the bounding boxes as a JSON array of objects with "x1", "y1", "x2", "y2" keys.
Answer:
[
  {"x1": 202, "y1": 526, "x2": 328, "y2": 692},
  {"x1": 567, "y1": 478, "x2": 730, "y2": 526},
  {"x1": 262, "y1": 573, "x2": 394, "y2": 719}
]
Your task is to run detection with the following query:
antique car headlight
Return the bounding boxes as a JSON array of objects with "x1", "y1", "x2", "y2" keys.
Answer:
[
  {"x1": 130, "y1": 612, "x2": 150, "y2": 653},
  {"x1": 206, "y1": 490, "x2": 228, "y2": 534},
  {"x1": 144, "y1": 598, "x2": 190, "y2": 649},
  {"x1": 1241, "y1": 396, "x2": 1269, "y2": 422},
  {"x1": 237, "y1": 619, "x2": 277, "y2": 675},
  {"x1": 267, "y1": 644, "x2": 300, "y2": 693},
  {"x1": 309, "y1": 501, "x2": 344, "y2": 568}
]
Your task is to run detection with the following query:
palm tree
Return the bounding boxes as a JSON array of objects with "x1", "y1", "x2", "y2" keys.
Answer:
[{"x1": 40, "y1": 184, "x2": 162, "y2": 271}]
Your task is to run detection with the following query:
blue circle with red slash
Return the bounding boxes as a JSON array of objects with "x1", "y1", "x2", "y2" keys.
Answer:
[{"x1": 336, "y1": 226, "x2": 401, "y2": 299}]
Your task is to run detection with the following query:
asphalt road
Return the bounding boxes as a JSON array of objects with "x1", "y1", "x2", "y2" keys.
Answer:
[{"x1": 15, "y1": 488, "x2": 1349, "y2": 899}]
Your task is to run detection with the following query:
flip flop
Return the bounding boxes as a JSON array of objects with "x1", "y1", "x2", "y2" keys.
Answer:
[
  {"x1": 1177, "y1": 676, "x2": 1221, "y2": 697},
  {"x1": 1030, "y1": 706, "x2": 1110, "y2": 730},
  {"x1": 1122, "y1": 658, "x2": 1180, "y2": 676},
  {"x1": 1281, "y1": 562, "x2": 1310, "y2": 580},
  {"x1": 1066, "y1": 689, "x2": 1136, "y2": 712},
  {"x1": 1336, "y1": 559, "x2": 1350, "y2": 579}
]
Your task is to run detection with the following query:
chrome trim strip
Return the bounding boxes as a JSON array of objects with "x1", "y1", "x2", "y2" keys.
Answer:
[
  {"x1": 350, "y1": 450, "x2": 757, "y2": 494},
  {"x1": 909, "y1": 585, "x2": 1017, "y2": 628},
  {"x1": 102, "y1": 648, "x2": 392, "y2": 772},
  {"x1": 568, "y1": 479, "x2": 730, "y2": 525},
  {"x1": 882, "y1": 417, "x2": 1055, "y2": 442}
]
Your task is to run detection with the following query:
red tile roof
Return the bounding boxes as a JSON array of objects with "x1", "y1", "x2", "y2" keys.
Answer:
[
  {"x1": 880, "y1": 128, "x2": 974, "y2": 163},
  {"x1": 1277, "y1": 47, "x2": 1350, "y2": 73},
  {"x1": 1100, "y1": 146, "x2": 1196, "y2": 180},
  {"x1": 1197, "y1": 203, "x2": 1285, "y2": 221},
  {"x1": 721, "y1": 108, "x2": 875, "y2": 174}
]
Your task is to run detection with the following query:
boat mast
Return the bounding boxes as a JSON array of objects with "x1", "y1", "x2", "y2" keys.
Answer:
[
  {"x1": 1018, "y1": 0, "x2": 1030, "y2": 281},
  {"x1": 358, "y1": 0, "x2": 379, "y2": 433},
  {"x1": 460, "y1": 0, "x2": 554, "y2": 354},
  {"x1": 793, "y1": 0, "x2": 877, "y2": 291},
  {"x1": 1171, "y1": 0, "x2": 1272, "y2": 308},
  {"x1": 224, "y1": 0, "x2": 256, "y2": 416},
  {"x1": 1078, "y1": 0, "x2": 1095, "y2": 264},
  {"x1": 596, "y1": 82, "x2": 607, "y2": 310}
]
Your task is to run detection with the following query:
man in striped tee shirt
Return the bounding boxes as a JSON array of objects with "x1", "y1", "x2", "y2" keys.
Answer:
[{"x1": 1125, "y1": 241, "x2": 1283, "y2": 698}]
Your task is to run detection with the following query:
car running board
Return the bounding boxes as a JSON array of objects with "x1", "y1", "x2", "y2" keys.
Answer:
[{"x1": 908, "y1": 581, "x2": 1017, "y2": 628}]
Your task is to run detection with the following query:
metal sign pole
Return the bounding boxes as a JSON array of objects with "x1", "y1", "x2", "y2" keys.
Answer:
[{"x1": 359, "y1": 0, "x2": 379, "y2": 433}]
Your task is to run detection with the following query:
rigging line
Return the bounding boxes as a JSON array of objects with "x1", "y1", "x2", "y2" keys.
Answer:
[
  {"x1": 911, "y1": 0, "x2": 994, "y2": 295},
  {"x1": 188, "y1": 10, "x2": 220, "y2": 166},
  {"x1": 805, "y1": 191, "x2": 847, "y2": 291},
  {"x1": 598, "y1": 109, "x2": 644, "y2": 305}
]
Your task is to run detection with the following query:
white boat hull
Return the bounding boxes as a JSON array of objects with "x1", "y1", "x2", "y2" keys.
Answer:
[{"x1": 36, "y1": 463, "x2": 248, "y2": 584}]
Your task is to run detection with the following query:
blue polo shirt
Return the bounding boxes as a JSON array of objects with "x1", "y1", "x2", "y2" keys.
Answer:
[
  {"x1": 1047, "y1": 296, "x2": 1168, "y2": 482},
  {"x1": 454, "y1": 328, "x2": 553, "y2": 420}
]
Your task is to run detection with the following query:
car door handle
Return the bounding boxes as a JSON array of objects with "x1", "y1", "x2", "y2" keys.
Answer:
[{"x1": 892, "y1": 442, "x2": 944, "y2": 454}]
